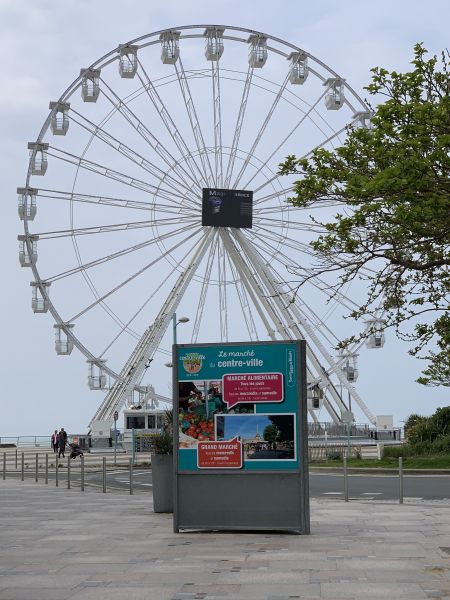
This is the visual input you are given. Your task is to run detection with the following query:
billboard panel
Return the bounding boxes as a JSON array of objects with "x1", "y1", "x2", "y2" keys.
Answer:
[
  {"x1": 202, "y1": 188, "x2": 253, "y2": 228},
  {"x1": 173, "y1": 340, "x2": 309, "y2": 533}
]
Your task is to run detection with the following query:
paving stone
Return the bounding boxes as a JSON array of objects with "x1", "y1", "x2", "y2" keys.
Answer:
[
  {"x1": 320, "y1": 581, "x2": 428, "y2": 597},
  {"x1": 0, "y1": 479, "x2": 449, "y2": 600}
]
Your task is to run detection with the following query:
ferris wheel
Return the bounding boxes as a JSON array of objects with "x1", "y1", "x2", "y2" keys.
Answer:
[{"x1": 18, "y1": 24, "x2": 386, "y2": 430}]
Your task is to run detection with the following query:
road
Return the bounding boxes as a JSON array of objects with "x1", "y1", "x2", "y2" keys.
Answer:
[
  {"x1": 8, "y1": 468, "x2": 449, "y2": 500},
  {"x1": 309, "y1": 472, "x2": 450, "y2": 500}
]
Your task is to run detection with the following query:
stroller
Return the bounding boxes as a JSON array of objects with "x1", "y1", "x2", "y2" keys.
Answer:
[{"x1": 69, "y1": 442, "x2": 83, "y2": 460}]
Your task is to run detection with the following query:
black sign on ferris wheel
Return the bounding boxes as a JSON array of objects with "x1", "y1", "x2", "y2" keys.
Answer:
[{"x1": 202, "y1": 188, "x2": 253, "y2": 228}]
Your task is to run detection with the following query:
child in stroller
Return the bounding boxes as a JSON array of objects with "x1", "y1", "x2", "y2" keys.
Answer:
[{"x1": 69, "y1": 442, "x2": 83, "y2": 459}]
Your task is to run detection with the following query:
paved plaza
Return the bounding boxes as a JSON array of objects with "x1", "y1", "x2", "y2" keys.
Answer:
[{"x1": 0, "y1": 479, "x2": 449, "y2": 600}]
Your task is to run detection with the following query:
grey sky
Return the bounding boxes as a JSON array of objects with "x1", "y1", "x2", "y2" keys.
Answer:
[{"x1": 1, "y1": 0, "x2": 449, "y2": 437}]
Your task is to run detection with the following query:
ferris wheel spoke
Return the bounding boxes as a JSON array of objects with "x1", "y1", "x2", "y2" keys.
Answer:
[
  {"x1": 217, "y1": 233, "x2": 229, "y2": 342},
  {"x1": 191, "y1": 232, "x2": 219, "y2": 343},
  {"x1": 243, "y1": 87, "x2": 328, "y2": 193},
  {"x1": 223, "y1": 66, "x2": 254, "y2": 188},
  {"x1": 36, "y1": 188, "x2": 198, "y2": 215},
  {"x1": 45, "y1": 223, "x2": 198, "y2": 282},
  {"x1": 293, "y1": 300, "x2": 341, "y2": 346},
  {"x1": 254, "y1": 200, "x2": 342, "y2": 212},
  {"x1": 249, "y1": 224, "x2": 317, "y2": 257},
  {"x1": 300, "y1": 116, "x2": 359, "y2": 160},
  {"x1": 67, "y1": 227, "x2": 203, "y2": 323},
  {"x1": 135, "y1": 60, "x2": 208, "y2": 190},
  {"x1": 231, "y1": 73, "x2": 290, "y2": 190},
  {"x1": 33, "y1": 215, "x2": 196, "y2": 240},
  {"x1": 211, "y1": 58, "x2": 224, "y2": 187},
  {"x1": 47, "y1": 146, "x2": 193, "y2": 208},
  {"x1": 254, "y1": 217, "x2": 327, "y2": 234},
  {"x1": 223, "y1": 235, "x2": 259, "y2": 341},
  {"x1": 174, "y1": 58, "x2": 215, "y2": 185},
  {"x1": 254, "y1": 119, "x2": 359, "y2": 200},
  {"x1": 244, "y1": 228, "x2": 359, "y2": 312},
  {"x1": 99, "y1": 238, "x2": 202, "y2": 358},
  {"x1": 99, "y1": 77, "x2": 203, "y2": 195},
  {"x1": 253, "y1": 186, "x2": 293, "y2": 206},
  {"x1": 69, "y1": 108, "x2": 199, "y2": 208}
]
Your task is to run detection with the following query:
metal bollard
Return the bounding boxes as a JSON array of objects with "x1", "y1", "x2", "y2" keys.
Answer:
[
  {"x1": 35, "y1": 453, "x2": 39, "y2": 483},
  {"x1": 102, "y1": 457, "x2": 106, "y2": 493},
  {"x1": 80, "y1": 455, "x2": 85, "y2": 492},
  {"x1": 67, "y1": 457, "x2": 71, "y2": 489},
  {"x1": 129, "y1": 458, "x2": 133, "y2": 495},
  {"x1": 2, "y1": 452, "x2": 6, "y2": 480},
  {"x1": 55, "y1": 455, "x2": 59, "y2": 487},
  {"x1": 343, "y1": 453, "x2": 349, "y2": 502},
  {"x1": 45, "y1": 454, "x2": 48, "y2": 484},
  {"x1": 399, "y1": 456, "x2": 403, "y2": 504},
  {"x1": 21, "y1": 453, "x2": 24, "y2": 481}
]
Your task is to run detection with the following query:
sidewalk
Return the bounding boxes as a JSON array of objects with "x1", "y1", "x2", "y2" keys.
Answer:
[{"x1": 0, "y1": 480, "x2": 449, "y2": 600}]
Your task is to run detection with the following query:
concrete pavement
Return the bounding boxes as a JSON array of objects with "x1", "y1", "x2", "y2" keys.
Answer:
[{"x1": 0, "y1": 479, "x2": 449, "y2": 599}]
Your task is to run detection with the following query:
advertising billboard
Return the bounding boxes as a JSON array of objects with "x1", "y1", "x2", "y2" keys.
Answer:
[
  {"x1": 201, "y1": 188, "x2": 253, "y2": 228},
  {"x1": 173, "y1": 340, "x2": 309, "y2": 533}
]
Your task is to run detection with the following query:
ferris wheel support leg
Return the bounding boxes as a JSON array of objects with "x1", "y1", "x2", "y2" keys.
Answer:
[
  {"x1": 89, "y1": 229, "x2": 215, "y2": 429},
  {"x1": 322, "y1": 397, "x2": 341, "y2": 425},
  {"x1": 223, "y1": 230, "x2": 346, "y2": 422},
  {"x1": 309, "y1": 409, "x2": 318, "y2": 423},
  {"x1": 220, "y1": 231, "x2": 279, "y2": 341},
  {"x1": 231, "y1": 230, "x2": 375, "y2": 425}
]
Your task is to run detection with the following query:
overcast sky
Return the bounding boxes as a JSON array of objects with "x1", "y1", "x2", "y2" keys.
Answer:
[{"x1": 1, "y1": 0, "x2": 448, "y2": 438}]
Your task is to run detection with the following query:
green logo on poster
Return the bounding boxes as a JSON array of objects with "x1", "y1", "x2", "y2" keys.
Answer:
[{"x1": 181, "y1": 352, "x2": 204, "y2": 374}]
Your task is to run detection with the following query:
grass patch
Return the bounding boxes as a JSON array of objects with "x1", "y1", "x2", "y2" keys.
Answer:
[{"x1": 311, "y1": 455, "x2": 450, "y2": 469}]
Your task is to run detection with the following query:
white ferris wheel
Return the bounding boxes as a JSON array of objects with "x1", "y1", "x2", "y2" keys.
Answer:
[{"x1": 18, "y1": 25, "x2": 386, "y2": 431}]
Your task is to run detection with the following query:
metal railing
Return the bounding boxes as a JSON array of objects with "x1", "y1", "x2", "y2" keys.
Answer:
[
  {"x1": 2, "y1": 447, "x2": 415, "y2": 504},
  {"x1": 1, "y1": 448, "x2": 137, "y2": 495}
]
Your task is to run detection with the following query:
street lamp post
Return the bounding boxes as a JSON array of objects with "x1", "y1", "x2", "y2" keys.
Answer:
[
  {"x1": 172, "y1": 313, "x2": 190, "y2": 346},
  {"x1": 166, "y1": 314, "x2": 190, "y2": 369}
]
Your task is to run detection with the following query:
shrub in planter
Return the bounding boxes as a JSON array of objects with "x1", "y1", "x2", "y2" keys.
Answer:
[{"x1": 151, "y1": 416, "x2": 174, "y2": 513}]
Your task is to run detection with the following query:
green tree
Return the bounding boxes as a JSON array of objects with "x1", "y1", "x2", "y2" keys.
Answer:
[
  {"x1": 406, "y1": 406, "x2": 450, "y2": 445},
  {"x1": 279, "y1": 45, "x2": 450, "y2": 385},
  {"x1": 263, "y1": 424, "x2": 280, "y2": 450},
  {"x1": 404, "y1": 413, "x2": 427, "y2": 438}
]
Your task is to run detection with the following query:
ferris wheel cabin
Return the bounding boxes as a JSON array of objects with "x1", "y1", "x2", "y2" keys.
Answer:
[
  {"x1": 30, "y1": 282, "x2": 50, "y2": 314},
  {"x1": 54, "y1": 324, "x2": 74, "y2": 355},
  {"x1": 288, "y1": 52, "x2": 309, "y2": 85},
  {"x1": 247, "y1": 34, "x2": 268, "y2": 68},
  {"x1": 204, "y1": 27, "x2": 225, "y2": 61},
  {"x1": 17, "y1": 187, "x2": 37, "y2": 221},
  {"x1": 324, "y1": 78, "x2": 345, "y2": 110},
  {"x1": 49, "y1": 102, "x2": 70, "y2": 135},
  {"x1": 27, "y1": 142, "x2": 48, "y2": 176},
  {"x1": 87, "y1": 359, "x2": 107, "y2": 390},
  {"x1": 18, "y1": 234, "x2": 38, "y2": 267},
  {"x1": 118, "y1": 45, "x2": 138, "y2": 78},
  {"x1": 160, "y1": 31, "x2": 180, "y2": 64},
  {"x1": 80, "y1": 68, "x2": 100, "y2": 102}
]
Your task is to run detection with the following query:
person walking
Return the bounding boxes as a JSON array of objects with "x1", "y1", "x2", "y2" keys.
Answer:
[
  {"x1": 51, "y1": 430, "x2": 58, "y2": 453},
  {"x1": 58, "y1": 428, "x2": 68, "y2": 458}
]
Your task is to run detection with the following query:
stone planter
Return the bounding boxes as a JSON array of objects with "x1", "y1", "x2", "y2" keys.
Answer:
[{"x1": 151, "y1": 453, "x2": 173, "y2": 513}]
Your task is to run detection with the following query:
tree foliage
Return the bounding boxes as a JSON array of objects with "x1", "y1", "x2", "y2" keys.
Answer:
[
  {"x1": 280, "y1": 45, "x2": 450, "y2": 385},
  {"x1": 263, "y1": 424, "x2": 280, "y2": 449},
  {"x1": 405, "y1": 406, "x2": 450, "y2": 445}
]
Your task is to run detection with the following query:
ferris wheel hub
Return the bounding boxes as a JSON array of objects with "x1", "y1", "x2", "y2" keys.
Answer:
[{"x1": 202, "y1": 188, "x2": 253, "y2": 228}]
